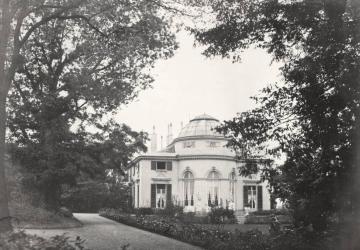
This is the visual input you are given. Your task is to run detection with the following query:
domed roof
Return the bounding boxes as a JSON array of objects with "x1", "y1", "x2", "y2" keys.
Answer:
[{"x1": 177, "y1": 114, "x2": 223, "y2": 138}]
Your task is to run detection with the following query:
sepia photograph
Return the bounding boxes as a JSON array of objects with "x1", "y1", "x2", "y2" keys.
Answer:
[{"x1": 0, "y1": 0, "x2": 359, "y2": 249}]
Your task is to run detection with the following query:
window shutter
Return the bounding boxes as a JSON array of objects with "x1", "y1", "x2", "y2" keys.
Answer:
[
  {"x1": 137, "y1": 185, "x2": 140, "y2": 208},
  {"x1": 166, "y1": 161, "x2": 172, "y2": 171},
  {"x1": 166, "y1": 184, "x2": 172, "y2": 207},
  {"x1": 257, "y1": 186, "x2": 263, "y2": 210},
  {"x1": 151, "y1": 184, "x2": 156, "y2": 208},
  {"x1": 243, "y1": 186, "x2": 248, "y2": 208},
  {"x1": 131, "y1": 185, "x2": 135, "y2": 207},
  {"x1": 151, "y1": 161, "x2": 156, "y2": 170},
  {"x1": 270, "y1": 195, "x2": 276, "y2": 209}
]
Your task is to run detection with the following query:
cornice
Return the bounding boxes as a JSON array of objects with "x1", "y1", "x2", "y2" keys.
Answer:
[
  {"x1": 128, "y1": 154, "x2": 270, "y2": 169},
  {"x1": 169, "y1": 135, "x2": 229, "y2": 146}
]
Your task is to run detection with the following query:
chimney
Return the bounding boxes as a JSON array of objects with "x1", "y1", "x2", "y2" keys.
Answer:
[
  {"x1": 166, "y1": 123, "x2": 173, "y2": 146},
  {"x1": 160, "y1": 135, "x2": 163, "y2": 150},
  {"x1": 150, "y1": 126, "x2": 157, "y2": 153}
]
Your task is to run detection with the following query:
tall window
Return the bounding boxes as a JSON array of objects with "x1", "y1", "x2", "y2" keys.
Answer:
[
  {"x1": 184, "y1": 171, "x2": 194, "y2": 206},
  {"x1": 229, "y1": 171, "x2": 236, "y2": 202},
  {"x1": 208, "y1": 170, "x2": 220, "y2": 204}
]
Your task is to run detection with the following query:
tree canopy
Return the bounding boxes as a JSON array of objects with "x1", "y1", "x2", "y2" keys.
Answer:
[
  {"x1": 0, "y1": 0, "x2": 180, "y2": 231},
  {"x1": 192, "y1": 0, "x2": 360, "y2": 234}
]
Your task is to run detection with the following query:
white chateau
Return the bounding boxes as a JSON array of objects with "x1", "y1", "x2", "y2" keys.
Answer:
[{"x1": 128, "y1": 114, "x2": 271, "y2": 213}]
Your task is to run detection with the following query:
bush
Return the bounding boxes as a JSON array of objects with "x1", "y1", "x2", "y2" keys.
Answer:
[
  {"x1": 209, "y1": 207, "x2": 235, "y2": 224},
  {"x1": 0, "y1": 231, "x2": 86, "y2": 250},
  {"x1": 154, "y1": 202, "x2": 183, "y2": 217},
  {"x1": 250, "y1": 209, "x2": 290, "y2": 216},
  {"x1": 246, "y1": 209, "x2": 292, "y2": 224},
  {"x1": 61, "y1": 182, "x2": 131, "y2": 213},
  {"x1": 178, "y1": 212, "x2": 209, "y2": 224},
  {"x1": 99, "y1": 208, "x2": 333, "y2": 250},
  {"x1": 134, "y1": 207, "x2": 153, "y2": 215}
]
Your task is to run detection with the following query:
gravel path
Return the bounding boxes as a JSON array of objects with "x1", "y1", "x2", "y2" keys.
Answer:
[{"x1": 26, "y1": 213, "x2": 202, "y2": 250}]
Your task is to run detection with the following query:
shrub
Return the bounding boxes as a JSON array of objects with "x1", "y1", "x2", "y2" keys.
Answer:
[
  {"x1": 61, "y1": 182, "x2": 130, "y2": 213},
  {"x1": 99, "y1": 208, "x2": 333, "y2": 250},
  {"x1": 246, "y1": 209, "x2": 292, "y2": 224},
  {"x1": 0, "y1": 231, "x2": 86, "y2": 250},
  {"x1": 134, "y1": 207, "x2": 153, "y2": 215},
  {"x1": 250, "y1": 209, "x2": 290, "y2": 216},
  {"x1": 178, "y1": 212, "x2": 208, "y2": 224},
  {"x1": 209, "y1": 207, "x2": 235, "y2": 224},
  {"x1": 155, "y1": 203, "x2": 183, "y2": 217}
]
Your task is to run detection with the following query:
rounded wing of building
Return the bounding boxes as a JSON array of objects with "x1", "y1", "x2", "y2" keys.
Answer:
[{"x1": 129, "y1": 114, "x2": 271, "y2": 214}]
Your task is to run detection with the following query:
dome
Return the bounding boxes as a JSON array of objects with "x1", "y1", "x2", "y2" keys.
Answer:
[{"x1": 177, "y1": 114, "x2": 223, "y2": 138}]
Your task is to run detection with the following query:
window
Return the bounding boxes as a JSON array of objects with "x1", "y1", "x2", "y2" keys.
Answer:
[
  {"x1": 157, "y1": 162, "x2": 166, "y2": 170},
  {"x1": 183, "y1": 171, "x2": 194, "y2": 206},
  {"x1": 183, "y1": 141, "x2": 195, "y2": 148},
  {"x1": 155, "y1": 184, "x2": 166, "y2": 208},
  {"x1": 244, "y1": 186, "x2": 257, "y2": 210},
  {"x1": 208, "y1": 170, "x2": 220, "y2": 205},
  {"x1": 151, "y1": 161, "x2": 172, "y2": 171},
  {"x1": 208, "y1": 141, "x2": 219, "y2": 147},
  {"x1": 208, "y1": 170, "x2": 220, "y2": 179}
]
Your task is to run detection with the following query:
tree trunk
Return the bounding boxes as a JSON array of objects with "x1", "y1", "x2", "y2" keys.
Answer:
[
  {"x1": 0, "y1": 92, "x2": 12, "y2": 232},
  {"x1": 0, "y1": 0, "x2": 12, "y2": 233}
]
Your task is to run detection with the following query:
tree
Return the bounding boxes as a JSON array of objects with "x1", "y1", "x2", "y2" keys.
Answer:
[
  {"x1": 192, "y1": 0, "x2": 360, "y2": 235},
  {"x1": 9, "y1": 119, "x2": 148, "y2": 209},
  {"x1": 0, "y1": 0, "x2": 179, "y2": 232}
]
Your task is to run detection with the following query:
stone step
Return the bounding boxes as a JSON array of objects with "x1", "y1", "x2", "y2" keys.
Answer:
[
  {"x1": 236, "y1": 217, "x2": 246, "y2": 224},
  {"x1": 234, "y1": 210, "x2": 247, "y2": 224}
]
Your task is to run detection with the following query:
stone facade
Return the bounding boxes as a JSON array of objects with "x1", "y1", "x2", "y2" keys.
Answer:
[{"x1": 128, "y1": 114, "x2": 271, "y2": 213}]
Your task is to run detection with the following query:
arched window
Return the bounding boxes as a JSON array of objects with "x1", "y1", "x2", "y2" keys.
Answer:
[
  {"x1": 208, "y1": 170, "x2": 220, "y2": 205},
  {"x1": 184, "y1": 171, "x2": 194, "y2": 206},
  {"x1": 229, "y1": 171, "x2": 236, "y2": 202}
]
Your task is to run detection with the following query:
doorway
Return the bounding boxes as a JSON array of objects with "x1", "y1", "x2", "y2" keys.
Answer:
[
  {"x1": 246, "y1": 185, "x2": 257, "y2": 211},
  {"x1": 156, "y1": 184, "x2": 166, "y2": 208}
]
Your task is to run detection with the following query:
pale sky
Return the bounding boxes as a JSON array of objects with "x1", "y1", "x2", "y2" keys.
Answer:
[{"x1": 114, "y1": 30, "x2": 282, "y2": 146}]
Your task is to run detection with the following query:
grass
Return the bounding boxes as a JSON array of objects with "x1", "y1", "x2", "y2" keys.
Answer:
[{"x1": 10, "y1": 203, "x2": 83, "y2": 229}]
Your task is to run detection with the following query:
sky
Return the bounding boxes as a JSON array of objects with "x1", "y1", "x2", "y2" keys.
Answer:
[{"x1": 114, "y1": 30, "x2": 282, "y2": 146}]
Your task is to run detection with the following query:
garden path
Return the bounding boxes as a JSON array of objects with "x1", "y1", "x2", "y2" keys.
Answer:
[{"x1": 26, "y1": 213, "x2": 202, "y2": 250}]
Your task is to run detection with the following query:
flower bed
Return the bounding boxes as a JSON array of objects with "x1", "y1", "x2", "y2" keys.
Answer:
[
  {"x1": 99, "y1": 208, "x2": 248, "y2": 248},
  {"x1": 245, "y1": 209, "x2": 292, "y2": 224},
  {"x1": 99, "y1": 208, "x2": 323, "y2": 250}
]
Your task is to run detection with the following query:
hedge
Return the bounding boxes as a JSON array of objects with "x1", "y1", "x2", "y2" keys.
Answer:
[{"x1": 99, "y1": 208, "x2": 327, "y2": 250}]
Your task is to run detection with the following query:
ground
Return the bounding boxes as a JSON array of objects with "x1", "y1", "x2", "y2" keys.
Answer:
[{"x1": 26, "y1": 213, "x2": 202, "y2": 250}]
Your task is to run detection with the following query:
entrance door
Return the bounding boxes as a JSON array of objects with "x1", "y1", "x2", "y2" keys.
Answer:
[
  {"x1": 156, "y1": 184, "x2": 166, "y2": 208},
  {"x1": 247, "y1": 186, "x2": 257, "y2": 211}
]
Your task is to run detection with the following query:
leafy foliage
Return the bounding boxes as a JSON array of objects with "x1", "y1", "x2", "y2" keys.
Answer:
[
  {"x1": 61, "y1": 181, "x2": 131, "y2": 213},
  {"x1": 99, "y1": 208, "x2": 334, "y2": 250},
  {"x1": 192, "y1": 0, "x2": 360, "y2": 236},
  {"x1": 209, "y1": 207, "x2": 235, "y2": 224},
  {"x1": 5, "y1": 0, "x2": 177, "y2": 209},
  {"x1": 0, "y1": 231, "x2": 86, "y2": 250}
]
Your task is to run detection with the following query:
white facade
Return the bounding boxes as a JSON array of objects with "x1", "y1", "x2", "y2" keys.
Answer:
[{"x1": 128, "y1": 114, "x2": 271, "y2": 213}]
